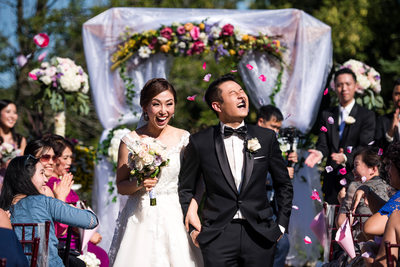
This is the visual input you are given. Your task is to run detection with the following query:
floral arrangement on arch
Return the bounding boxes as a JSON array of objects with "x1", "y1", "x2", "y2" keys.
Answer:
[
  {"x1": 111, "y1": 21, "x2": 285, "y2": 71},
  {"x1": 28, "y1": 57, "x2": 90, "y2": 115},
  {"x1": 331, "y1": 59, "x2": 384, "y2": 110}
]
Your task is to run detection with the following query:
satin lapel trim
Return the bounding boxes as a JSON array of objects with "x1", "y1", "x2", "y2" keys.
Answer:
[
  {"x1": 241, "y1": 134, "x2": 254, "y2": 193},
  {"x1": 331, "y1": 107, "x2": 340, "y2": 151},
  {"x1": 214, "y1": 128, "x2": 238, "y2": 195},
  {"x1": 340, "y1": 104, "x2": 358, "y2": 147}
]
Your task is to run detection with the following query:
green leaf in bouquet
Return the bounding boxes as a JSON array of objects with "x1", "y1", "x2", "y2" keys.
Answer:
[
  {"x1": 375, "y1": 95, "x2": 384, "y2": 108},
  {"x1": 356, "y1": 97, "x2": 363, "y2": 105},
  {"x1": 363, "y1": 95, "x2": 370, "y2": 104},
  {"x1": 150, "y1": 167, "x2": 160, "y2": 178}
]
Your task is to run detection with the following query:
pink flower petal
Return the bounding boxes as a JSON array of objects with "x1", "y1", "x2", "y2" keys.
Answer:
[
  {"x1": 246, "y1": 64, "x2": 253, "y2": 70},
  {"x1": 361, "y1": 176, "x2": 367, "y2": 183},
  {"x1": 310, "y1": 189, "x2": 321, "y2": 202},
  {"x1": 38, "y1": 51, "x2": 47, "y2": 62},
  {"x1": 339, "y1": 168, "x2": 347, "y2": 175},
  {"x1": 368, "y1": 141, "x2": 375, "y2": 145},
  {"x1": 292, "y1": 205, "x2": 299, "y2": 210},
  {"x1": 28, "y1": 72, "x2": 37, "y2": 80},
  {"x1": 202, "y1": 62, "x2": 206, "y2": 70},
  {"x1": 323, "y1": 88, "x2": 328, "y2": 95},
  {"x1": 325, "y1": 166, "x2": 333, "y2": 173},
  {"x1": 33, "y1": 33, "x2": 49, "y2": 48},
  {"x1": 230, "y1": 70, "x2": 237, "y2": 73},
  {"x1": 346, "y1": 146, "x2": 353, "y2": 153},
  {"x1": 258, "y1": 74, "x2": 266, "y2": 82},
  {"x1": 378, "y1": 148, "x2": 383, "y2": 156},
  {"x1": 304, "y1": 236, "x2": 312, "y2": 244},
  {"x1": 17, "y1": 55, "x2": 27, "y2": 67},
  {"x1": 187, "y1": 94, "x2": 197, "y2": 101},
  {"x1": 327, "y1": 116, "x2": 334, "y2": 124},
  {"x1": 203, "y1": 73, "x2": 211, "y2": 82},
  {"x1": 320, "y1": 126, "x2": 327, "y2": 132},
  {"x1": 340, "y1": 178, "x2": 347, "y2": 186}
]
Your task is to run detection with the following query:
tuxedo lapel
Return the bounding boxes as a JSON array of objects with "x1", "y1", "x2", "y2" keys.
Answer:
[
  {"x1": 331, "y1": 107, "x2": 340, "y2": 151},
  {"x1": 214, "y1": 127, "x2": 238, "y2": 194},
  {"x1": 241, "y1": 129, "x2": 254, "y2": 192},
  {"x1": 340, "y1": 104, "x2": 358, "y2": 147}
]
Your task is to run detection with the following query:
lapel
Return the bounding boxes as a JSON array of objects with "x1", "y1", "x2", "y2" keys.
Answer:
[
  {"x1": 241, "y1": 125, "x2": 254, "y2": 193},
  {"x1": 339, "y1": 104, "x2": 358, "y2": 147},
  {"x1": 331, "y1": 107, "x2": 340, "y2": 151},
  {"x1": 213, "y1": 126, "x2": 238, "y2": 195}
]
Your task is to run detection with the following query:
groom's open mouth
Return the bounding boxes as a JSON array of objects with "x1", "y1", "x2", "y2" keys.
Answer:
[{"x1": 237, "y1": 100, "x2": 247, "y2": 109}]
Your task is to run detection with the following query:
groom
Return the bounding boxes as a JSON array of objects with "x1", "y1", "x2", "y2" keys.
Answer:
[{"x1": 178, "y1": 74, "x2": 293, "y2": 266}]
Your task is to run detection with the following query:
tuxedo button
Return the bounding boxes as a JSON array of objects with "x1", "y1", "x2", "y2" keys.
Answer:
[{"x1": 238, "y1": 200, "x2": 243, "y2": 205}]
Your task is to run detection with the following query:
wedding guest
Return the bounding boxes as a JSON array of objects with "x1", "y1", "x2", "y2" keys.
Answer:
[
  {"x1": 109, "y1": 78, "x2": 202, "y2": 266},
  {"x1": 375, "y1": 78, "x2": 400, "y2": 151},
  {"x1": 0, "y1": 155, "x2": 98, "y2": 266},
  {"x1": 335, "y1": 146, "x2": 392, "y2": 239},
  {"x1": 0, "y1": 207, "x2": 29, "y2": 266},
  {"x1": 42, "y1": 134, "x2": 109, "y2": 267},
  {"x1": 0, "y1": 99, "x2": 26, "y2": 190},
  {"x1": 256, "y1": 104, "x2": 297, "y2": 267},
  {"x1": 305, "y1": 68, "x2": 376, "y2": 204}
]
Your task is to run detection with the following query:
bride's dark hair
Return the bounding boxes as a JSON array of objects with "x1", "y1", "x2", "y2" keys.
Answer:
[{"x1": 140, "y1": 78, "x2": 177, "y2": 108}]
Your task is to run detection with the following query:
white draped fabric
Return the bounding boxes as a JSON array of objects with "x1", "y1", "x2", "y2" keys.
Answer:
[{"x1": 82, "y1": 7, "x2": 332, "y2": 256}]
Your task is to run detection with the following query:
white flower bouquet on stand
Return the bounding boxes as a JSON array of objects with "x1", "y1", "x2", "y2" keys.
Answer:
[
  {"x1": 127, "y1": 137, "x2": 169, "y2": 206},
  {"x1": 28, "y1": 57, "x2": 90, "y2": 136}
]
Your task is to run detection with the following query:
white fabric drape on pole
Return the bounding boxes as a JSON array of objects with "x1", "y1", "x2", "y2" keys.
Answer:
[{"x1": 82, "y1": 7, "x2": 332, "y2": 253}]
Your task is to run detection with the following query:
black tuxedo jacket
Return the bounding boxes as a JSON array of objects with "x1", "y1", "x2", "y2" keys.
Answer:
[
  {"x1": 178, "y1": 124, "x2": 293, "y2": 245},
  {"x1": 375, "y1": 112, "x2": 399, "y2": 151},
  {"x1": 316, "y1": 103, "x2": 375, "y2": 203}
]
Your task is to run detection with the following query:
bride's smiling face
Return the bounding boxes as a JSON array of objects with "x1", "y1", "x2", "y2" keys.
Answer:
[{"x1": 144, "y1": 90, "x2": 175, "y2": 129}]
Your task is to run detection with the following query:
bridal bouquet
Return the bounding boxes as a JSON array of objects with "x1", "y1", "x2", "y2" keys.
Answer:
[
  {"x1": 77, "y1": 252, "x2": 101, "y2": 267},
  {"x1": 28, "y1": 57, "x2": 90, "y2": 114},
  {"x1": 0, "y1": 143, "x2": 21, "y2": 164},
  {"x1": 127, "y1": 138, "x2": 169, "y2": 206}
]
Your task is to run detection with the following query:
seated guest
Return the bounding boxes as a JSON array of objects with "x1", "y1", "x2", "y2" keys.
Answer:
[
  {"x1": 43, "y1": 134, "x2": 109, "y2": 267},
  {"x1": 375, "y1": 78, "x2": 400, "y2": 151},
  {"x1": 0, "y1": 155, "x2": 98, "y2": 266},
  {"x1": 0, "y1": 208, "x2": 28, "y2": 266},
  {"x1": 336, "y1": 146, "x2": 392, "y2": 239},
  {"x1": 305, "y1": 68, "x2": 376, "y2": 204}
]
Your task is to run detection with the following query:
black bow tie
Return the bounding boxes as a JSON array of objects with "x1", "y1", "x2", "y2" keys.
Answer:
[{"x1": 223, "y1": 126, "x2": 247, "y2": 138}]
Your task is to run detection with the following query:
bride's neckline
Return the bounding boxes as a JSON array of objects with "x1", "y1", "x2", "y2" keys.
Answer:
[{"x1": 126, "y1": 131, "x2": 187, "y2": 152}]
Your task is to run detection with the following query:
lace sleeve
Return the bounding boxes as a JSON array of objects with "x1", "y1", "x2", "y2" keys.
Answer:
[{"x1": 378, "y1": 190, "x2": 400, "y2": 217}]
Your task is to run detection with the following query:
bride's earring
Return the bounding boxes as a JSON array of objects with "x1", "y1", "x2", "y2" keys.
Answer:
[
  {"x1": 172, "y1": 114, "x2": 175, "y2": 119},
  {"x1": 144, "y1": 112, "x2": 149, "y2": 121}
]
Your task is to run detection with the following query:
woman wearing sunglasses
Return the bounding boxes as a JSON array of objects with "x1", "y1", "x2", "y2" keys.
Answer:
[{"x1": 0, "y1": 155, "x2": 98, "y2": 266}]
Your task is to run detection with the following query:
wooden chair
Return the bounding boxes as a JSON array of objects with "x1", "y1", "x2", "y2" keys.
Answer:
[
  {"x1": 346, "y1": 212, "x2": 371, "y2": 244},
  {"x1": 0, "y1": 258, "x2": 6, "y2": 267},
  {"x1": 12, "y1": 221, "x2": 51, "y2": 267},
  {"x1": 385, "y1": 241, "x2": 400, "y2": 267}
]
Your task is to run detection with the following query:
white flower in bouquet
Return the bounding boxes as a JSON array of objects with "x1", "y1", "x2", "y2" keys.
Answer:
[
  {"x1": 356, "y1": 75, "x2": 371, "y2": 94},
  {"x1": 0, "y1": 143, "x2": 21, "y2": 164},
  {"x1": 210, "y1": 26, "x2": 222, "y2": 38},
  {"x1": 39, "y1": 75, "x2": 52, "y2": 85},
  {"x1": 107, "y1": 128, "x2": 131, "y2": 164},
  {"x1": 60, "y1": 69, "x2": 82, "y2": 92},
  {"x1": 341, "y1": 59, "x2": 381, "y2": 94},
  {"x1": 138, "y1": 46, "x2": 152, "y2": 58},
  {"x1": 77, "y1": 252, "x2": 101, "y2": 267}
]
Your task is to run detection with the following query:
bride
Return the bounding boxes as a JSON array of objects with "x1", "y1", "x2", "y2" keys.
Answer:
[{"x1": 109, "y1": 78, "x2": 203, "y2": 267}]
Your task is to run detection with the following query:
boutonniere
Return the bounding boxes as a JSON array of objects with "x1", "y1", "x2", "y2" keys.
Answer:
[
  {"x1": 345, "y1": 116, "x2": 356, "y2": 125},
  {"x1": 247, "y1": 137, "x2": 261, "y2": 153}
]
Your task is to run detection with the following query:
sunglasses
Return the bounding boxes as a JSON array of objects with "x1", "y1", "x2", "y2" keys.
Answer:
[{"x1": 40, "y1": 154, "x2": 57, "y2": 162}]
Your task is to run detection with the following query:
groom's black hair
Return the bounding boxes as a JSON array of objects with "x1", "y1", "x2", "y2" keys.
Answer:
[
  {"x1": 334, "y1": 68, "x2": 357, "y2": 84},
  {"x1": 205, "y1": 74, "x2": 237, "y2": 116}
]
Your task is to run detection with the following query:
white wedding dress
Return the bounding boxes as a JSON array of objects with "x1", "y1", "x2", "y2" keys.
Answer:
[{"x1": 109, "y1": 131, "x2": 203, "y2": 267}]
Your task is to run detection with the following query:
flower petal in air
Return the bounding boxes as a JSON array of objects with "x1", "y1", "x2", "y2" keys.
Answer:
[
  {"x1": 368, "y1": 141, "x2": 375, "y2": 145},
  {"x1": 362, "y1": 252, "x2": 371, "y2": 258},
  {"x1": 310, "y1": 189, "x2": 321, "y2": 202},
  {"x1": 258, "y1": 74, "x2": 266, "y2": 82},
  {"x1": 304, "y1": 236, "x2": 312, "y2": 244},
  {"x1": 246, "y1": 64, "x2": 253, "y2": 70},
  {"x1": 202, "y1": 62, "x2": 206, "y2": 70},
  {"x1": 203, "y1": 73, "x2": 211, "y2": 82},
  {"x1": 347, "y1": 146, "x2": 353, "y2": 153},
  {"x1": 339, "y1": 168, "x2": 347, "y2": 175},
  {"x1": 325, "y1": 166, "x2": 333, "y2": 173},
  {"x1": 17, "y1": 55, "x2": 27, "y2": 67},
  {"x1": 361, "y1": 176, "x2": 367, "y2": 183},
  {"x1": 230, "y1": 70, "x2": 237, "y2": 73},
  {"x1": 38, "y1": 52, "x2": 47, "y2": 62},
  {"x1": 378, "y1": 148, "x2": 383, "y2": 156},
  {"x1": 292, "y1": 205, "x2": 299, "y2": 210},
  {"x1": 187, "y1": 94, "x2": 197, "y2": 101},
  {"x1": 323, "y1": 88, "x2": 328, "y2": 95},
  {"x1": 327, "y1": 116, "x2": 334, "y2": 124},
  {"x1": 340, "y1": 178, "x2": 347, "y2": 186},
  {"x1": 28, "y1": 72, "x2": 37, "y2": 80},
  {"x1": 320, "y1": 126, "x2": 327, "y2": 132},
  {"x1": 33, "y1": 33, "x2": 49, "y2": 48}
]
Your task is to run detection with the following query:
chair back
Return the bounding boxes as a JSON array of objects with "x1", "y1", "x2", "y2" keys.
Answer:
[
  {"x1": 385, "y1": 241, "x2": 400, "y2": 267},
  {"x1": 345, "y1": 212, "x2": 371, "y2": 243},
  {"x1": 323, "y1": 203, "x2": 340, "y2": 261},
  {"x1": 12, "y1": 221, "x2": 51, "y2": 267},
  {"x1": 0, "y1": 258, "x2": 6, "y2": 267}
]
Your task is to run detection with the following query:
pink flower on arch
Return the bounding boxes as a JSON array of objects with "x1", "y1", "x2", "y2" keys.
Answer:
[
  {"x1": 177, "y1": 26, "x2": 186, "y2": 35},
  {"x1": 190, "y1": 26, "x2": 200, "y2": 40},
  {"x1": 33, "y1": 33, "x2": 49, "y2": 48},
  {"x1": 160, "y1": 27, "x2": 173, "y2": 40},
  {"x1": 221, "y1": 24, "x2": 234, "y2": 36}
]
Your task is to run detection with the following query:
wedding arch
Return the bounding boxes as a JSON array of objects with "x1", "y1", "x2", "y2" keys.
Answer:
[{"x1": 82, "y1": 7, "x2": 332, "y2": 260}]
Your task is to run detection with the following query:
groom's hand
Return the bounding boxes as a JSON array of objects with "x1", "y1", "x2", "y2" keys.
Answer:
[{"x1": 190, "y1": 230, "x2": 200, "y2": 248}]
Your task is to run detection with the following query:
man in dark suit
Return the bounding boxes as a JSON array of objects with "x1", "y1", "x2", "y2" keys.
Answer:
[
  {"x1": 375, "y1": 78, "x2": 400, "y2": 150},
  {"x1": 305, "y1": 68, "x2": 376, "y2": 204},
  {"x1": 178, "y1": 74, "x2": 293, "y2": 267}
]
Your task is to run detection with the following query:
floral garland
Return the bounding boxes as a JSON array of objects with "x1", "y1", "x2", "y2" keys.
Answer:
[
  {"x1": 330, "y1": 59, "x2": 384, "y2": 110},
  {"x1": 111, "y1": 21, "x2": 286, "y2": 106}
]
